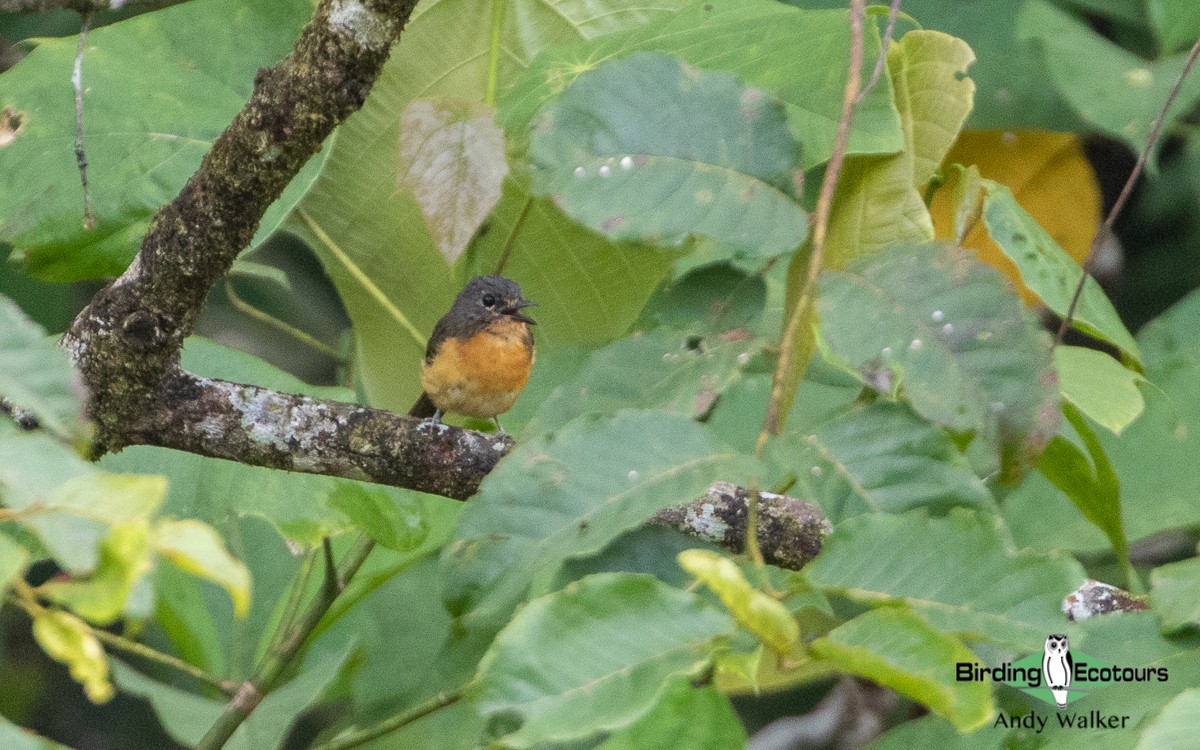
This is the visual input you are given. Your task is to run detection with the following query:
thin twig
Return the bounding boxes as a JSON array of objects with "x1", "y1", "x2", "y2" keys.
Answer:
[
  {"x1": 195, "y1": 534, "x2": 375, "y2": 750},
  {"x1": 493, "y1": 197, "x2": 532, "y2": 275},
  {"x1": 760, "y1": 0, "x2": 868, "y2": 441},
  {"x1": 224, "y1": 279, "x2": 343, "y2": 362},
  {"x1": 1055, "y1": 35, "x2": 1200, "y2": 346},
  {"x1": 6, "y1": 589, "x2": 236, "y2": 695},
  {"x1": 89, "y1": 627, "x2": 239, "y2": 696},
  {"x1": 73, "y1": 8, "x2": 95, "y2": 230},
  {"x1": 856, "y1": 0, "x2": 902, "y2": 104},
  {"x1": 311, "y1": 690, "x2": 463, "y2": 750}
]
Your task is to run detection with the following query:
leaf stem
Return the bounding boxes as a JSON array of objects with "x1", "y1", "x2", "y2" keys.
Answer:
[
  {"x1": 311, "y1": 690, "x2": 463, "y2": 750},
  {"x1": 223, "y1": 279, "x2": 343, "y2": 362},
  {"x1": 195, "y1": 533, "x2": 376, "y2": 750},
  {"x1": 1055, "y1": 35, "x2": 1200, "y2": 346}
]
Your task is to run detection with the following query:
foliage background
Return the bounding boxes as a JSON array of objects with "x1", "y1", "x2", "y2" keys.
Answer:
[{"x1": 1, "y1": 0, "x2": 1200, "y2": 748}]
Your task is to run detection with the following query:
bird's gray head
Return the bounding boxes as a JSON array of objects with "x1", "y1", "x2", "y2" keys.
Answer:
[{"x1": 450, "y1": 275, "x2": 536, "y2": 325}]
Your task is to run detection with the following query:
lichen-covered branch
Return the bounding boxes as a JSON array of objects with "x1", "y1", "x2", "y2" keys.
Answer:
[
  {"x1": 144, "y1": 370, "x2": 510, "y2": 500},
  {"x1": 62, "y1": 0, "x2": 417, "y2": 459},
  {"x1": 654, "y1": 482, "x2": 831, "y2": 570},
  {"x1": 0, "y1": 0, "x2": 188, "y2": 12}
]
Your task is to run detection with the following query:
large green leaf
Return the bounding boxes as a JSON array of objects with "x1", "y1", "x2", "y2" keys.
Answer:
[
  {"x1": 1137, "y1": 689, "x2": 1200, "y2": 750},
  {"x1": 113, "y1": 648, "x2": 350, "y2": 750},
  {"x1": 501, "y1": 0, "x2": 903, "y2": 169},
  {"x1": 811, "y1": 606, "x2": 993, "y2": 731},
  {"x1": 529, "y1": 52, "x2": 807, "y2": 255},
  {"x1": 1149, "y1": 0, "x2": 1200, "y2": 54},
  {"x1": 1055, "y1": 345, "x2": 1145, "y2": 435},
  {"x1": 0, "y1": 717, "x2": 73, "y2": 750},
  {"x1": 981, "y1": 181, "x2": 1141, "y2": 364},
  {"x1": 441, "y1": 411, "x2": 752, "y2": 634},
  {"x1": 595, "y1": 679, "x2": 745, "y2": 750},
  {"x1": 288, "y1": 0, "x2": 689, "y2": 412},
  {"x1": 524, "y1": 328, "x2": 760, "y2": 436},
  {"x1": 805, "y1": 510, "x2": 1085, "y2": 648},
  {"x1": 0, "y1": 0, "x2": 321, "y2": 280},
  {"x1": 0, "y1": 296, "x2": 87, "y2": 444},
  {"x1": 768, "y1": 402, "x2": 994, "y2": 522},
  {"x1": 816, "y1": 242, "x2": 1059, "y2": 484},
  {"x1": 1004, "y1": 288, "x2": 1200, "y2": 553},
  {"x1": 1017, "y1": 0, "x2": 1200, "y2": 163},
  {"x1": 472, "y1": 573, "x2": 733, "y2": 749},
  {"x1": 1150, "y1": 558, "x2": 1200, "y2": 633},
  {"x1": 0, "y1": 531, "x2": 29, "y2": 589}
]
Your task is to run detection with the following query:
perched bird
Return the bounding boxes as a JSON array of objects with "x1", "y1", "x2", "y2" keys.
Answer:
[{"x1": 409, "y1": 275, "x2": 536, "y2": 434}]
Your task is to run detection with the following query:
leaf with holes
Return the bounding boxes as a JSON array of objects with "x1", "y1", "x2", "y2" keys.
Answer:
[
  {"x1": 530, "y1": 52, "x2": 807, "y2": 255},
  {"x1": 817, "y1": 242, "x2": 1059, "y2": 484}
]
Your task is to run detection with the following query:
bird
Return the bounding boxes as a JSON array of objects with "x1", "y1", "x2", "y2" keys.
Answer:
[{"x1": 409, "y1": 275, "x2": 536, "y2": 434}]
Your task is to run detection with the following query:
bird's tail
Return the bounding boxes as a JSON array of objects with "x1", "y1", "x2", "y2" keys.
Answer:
[{"x1": 409, "y1": 392, "x2": 437, "y2": 418}]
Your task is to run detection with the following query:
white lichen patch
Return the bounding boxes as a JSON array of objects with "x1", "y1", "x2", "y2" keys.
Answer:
[
  {"x1": 683, "y1": 502, "x2": 729, "y2": 540},
  {"x1": 329, "y1": 0, "x2": 396, "y2": 51}
]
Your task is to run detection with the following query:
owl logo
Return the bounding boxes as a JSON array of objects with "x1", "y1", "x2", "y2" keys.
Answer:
[{"x1": 1042, "y1": 633, "x2": 1073, "y2": 709}]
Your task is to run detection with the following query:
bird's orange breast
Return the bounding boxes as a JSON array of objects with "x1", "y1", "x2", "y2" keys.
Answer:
[{"x1": 420, "y1": 318, "x2": 534, "y2": 418}]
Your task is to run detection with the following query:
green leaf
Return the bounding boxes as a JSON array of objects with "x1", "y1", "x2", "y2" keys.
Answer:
[
  {"x1": 398, "y1": 97, "x2": 509, "y2": 264},
  {"x1": 524, "y1": 329, "x2": 759, "y2": 436},
  {"x1": 981, "y1": 181, "x2": 1141, "y2": 364},
  {"x1": 113, "y1": 648, "x2": 350, "y2": 749},
  {"x1": 1017, "y1": 0, "x2": 1200, "y2": 165},
  {"x1": 327, "y1": 482, "x2": 428, "y2": 551},
  {"x1": 1148, "y1": 0, "x2": 1200, "y2": 54},
  {"x1": 1150, "y1": 558, "x2": 1200, "y2": 633},
  {"x1": 817, "y1": 242, "x2": 1059, "y2": 484},
  {"x1": 887, "y1": 30, "x2": 976, "y2": 190},
  {"x1": 950, "y1": 163, "x2": 984, "y2": 245},
  {"x1": 768, "y1": 402, "x2": 994, "y2": 522},
  {"x1": 0, "y1": 531, "x2": 29, "y2": 588},
  {"x1": 42, "y1": 521, "x2": 151, "y2": 624},
  {"x1": 530, "y1": 52, "x2": 807, "y2": 255},
  {"x1": 595, "y1": 680, "x2": 746, "y2": 750},
  {"x1": 811, "y1": 606, "x2": 993, "y2": 731},
  {"x1": 865, "y1": 715, "x2": 1005, "y2": 750},
  {"x1": 1037, "y1": 403, "x2": 1132, "y2": 588},
  {"x1": 805, "y1": 509, "x2": 1085, "y2": 648},
  {"x1": 503, "y1": 0, "x2": 902, "y2": 169},
  {"x1": 0, "y1": 0, "x2": 321, "y2": 280},
  {"x1": 1137, "y1": 689, "x2": 1200, "y2": 749},
  {"x1": 153, "y1": 520, "x2": 252, "y2": 619},
  {"x1": 678, "y1": 549, "x2": 798, "y2": 653},
  {"x1": 31, "y1": 609, "x2": 112, "y2": 704},
  {"x1": 0, "y1": 717, "x2": 73, "y2": 750},
  {"x1": 289, "y1": 0, "x2": 689, "y2": 413},
  {"x1": 0, "y1": 296, "x2": 88, "y2": 444},
  {"x1": 442, "y1": 411, "x2": 752, "y2": 634},
  {"x1": 472, "y1": 573, "x2": 733, "y2": 749},
  {"x1": 1004, "y1": 288, "x2": 1200, "y2": 553},
  {"x1": 1055, "y1": 345, "x2": 1145, "y2": 434},
  {"x1": 227, "y1": 259, "x2": 293, "y2": 293}
]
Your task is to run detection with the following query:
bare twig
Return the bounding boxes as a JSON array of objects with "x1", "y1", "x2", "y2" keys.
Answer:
[
  {"x1": 760, "y1": 0, "x2": 868, "y2": 440},
  {"x1": 89, "y1": 627, "x2": 238, "y2": 696},
  {"x1": 856, "y1": 0, "x2": 902, "y2": 105},
  {"x1": 1055, "y1": 35, "x2": 1200, "y2": 346},
  {"x1": 73, "y1": 8, "x2": 95, "y2": 230}
]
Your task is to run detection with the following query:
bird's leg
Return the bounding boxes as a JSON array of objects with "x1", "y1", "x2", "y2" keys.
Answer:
[
  {"x1": 419, "y1": 409, "x2": 444, "y2": 432},
  {"x1": 493, "y1": 417, "x2": 506, "y2": 436}
]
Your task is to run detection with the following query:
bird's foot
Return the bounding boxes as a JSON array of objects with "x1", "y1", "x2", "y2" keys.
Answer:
[
  {"x1": 493, "y1": 417, "x2": 507, "y2": 436},
  {"x1": 419, "y1": 410, "x2": 444, "y2": 433}
]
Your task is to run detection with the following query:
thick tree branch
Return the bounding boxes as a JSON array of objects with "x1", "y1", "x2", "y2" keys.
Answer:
[
  {"x1": 63, "y1": 0, "x2": 416, "y2": 458},
  {"x1": 0, "y1": 0, "x2": 188, "y2": 12}
]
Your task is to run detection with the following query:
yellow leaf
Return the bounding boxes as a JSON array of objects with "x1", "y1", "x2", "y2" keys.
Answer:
[
  {"x1": 32, "y1": 610, "x2": 113, "y2": 704},
  {"x1": 931, "y1": 130, "x2": 1101, "y2": 303},
  {"x1": 154, "y1": 520, "x2": 252, "y2": 618},
  {"x1": 678, "y1": 549, "x2": 798, "y2": 654}
]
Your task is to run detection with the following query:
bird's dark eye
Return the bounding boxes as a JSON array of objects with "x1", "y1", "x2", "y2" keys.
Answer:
[{"x1": 482, "y1": 294, "x2": 496, "y2": 307}]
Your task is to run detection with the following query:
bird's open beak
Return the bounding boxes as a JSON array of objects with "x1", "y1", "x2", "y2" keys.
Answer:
[{"x1": 504, "y1": 299, "x2": 537, "y2": 325}]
